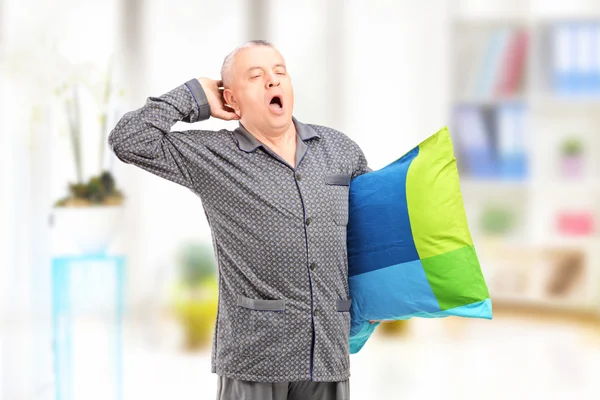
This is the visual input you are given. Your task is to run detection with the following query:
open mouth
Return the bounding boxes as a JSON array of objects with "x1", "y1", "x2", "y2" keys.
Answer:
[{"x1": 268, "y1": 95, "x2": 283, "y2": 112}]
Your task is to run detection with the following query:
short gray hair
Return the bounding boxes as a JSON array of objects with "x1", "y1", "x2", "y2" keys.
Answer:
[{"x1": 220, "y1": 40, "x2": 276, "y2": 88}]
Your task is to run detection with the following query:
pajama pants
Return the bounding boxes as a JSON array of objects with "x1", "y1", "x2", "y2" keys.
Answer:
[{"x1": 216, "y1": 375, "x2": 350, "y2": 400}]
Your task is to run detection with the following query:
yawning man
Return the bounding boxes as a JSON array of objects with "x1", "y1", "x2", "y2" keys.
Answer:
[{"x1": 108, "y1": 40, "x2": 374, "y2": 400}]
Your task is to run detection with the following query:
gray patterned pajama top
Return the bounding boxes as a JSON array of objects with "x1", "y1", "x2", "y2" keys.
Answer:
[{"x1": 107, "y1": 78, "x2": 372, "y2": 383}]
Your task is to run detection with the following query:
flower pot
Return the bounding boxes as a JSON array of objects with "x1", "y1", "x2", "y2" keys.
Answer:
[
  {"x1": 51, "y1": 205, "x2": 125, "y2": 255},
  {"x1": 561, "y1": 155, "x2": 584, "y2": 179},
  {"x1": 171, "y1": 279, "x2": 219, "y2": 351},
  {"x1": 376, "y1": 320, "x2": 410, "y2": 337}
]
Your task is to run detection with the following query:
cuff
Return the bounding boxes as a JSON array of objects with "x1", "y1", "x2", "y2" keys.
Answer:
[{"x1": 184, "y1": 78, "x2": 211, "y2": 121}]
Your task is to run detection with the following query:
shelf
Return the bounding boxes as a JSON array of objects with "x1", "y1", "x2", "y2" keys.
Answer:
[
  {"x1": 453, "y1": 97, "x2": 526, "y2": 107},
  {"x1": 452, "y1": 3, "x2": 600, "y2": 25},
  {"x1": 491, "y1": 293, "x2": 599, "y2": 312},
  {"x1": 530, "y1": 179, "x2": 600, "y2": 191},
  {"x1": 460, "y1": 179, "x2": 529, "y2": 191},
  {"x1": 452, "y1": 17, "x2": 530, "y2": 26},
  {"x1": 530, "y1": 94, "x2": 600, "y2": 109},
  {"x1": 453, "y1": 15, "x2": 600, "y2": 25},
  {"x1": 450, "y1": 4, "x2": 600, "y2": 318},
  {"x1": 531, "y1": 15, "x2": 600, "y2": 24},
  {"x1": 459, "y1": 177, "x2": 600, "y2": 191},
  {"x1": 530, "y1": 236, "x2": 600, "y2": 249},
  {"x1": 476, "y1": 234, "x2": 600, "y2": 249},
  {"x1": 454, "y1": 95, "x2": 600, "y2": 108}
]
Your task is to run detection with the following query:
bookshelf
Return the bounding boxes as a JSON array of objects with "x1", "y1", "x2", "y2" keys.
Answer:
[{"x1": 449, "y1": 2, "x2": 600, "y2": 314}]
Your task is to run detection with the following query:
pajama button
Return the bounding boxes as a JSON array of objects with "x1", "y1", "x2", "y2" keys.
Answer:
[
  {"x1": 296, "y1": 173, "x2": 302, "y2": 181},
  {"x1": 313, "y1": 307, "x2": 318, "y2": 316},
  {"x1": 306, "y1": 217, "x2": 312, "y2": 226},
  {"x1": 310, "y1": 262, "x2": 316, "y2": 270}
]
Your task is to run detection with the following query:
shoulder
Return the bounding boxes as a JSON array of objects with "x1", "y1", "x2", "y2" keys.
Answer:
[
  {"x1": 307, "y1": 124, "x2": 359, "y2": 150},
  {"x1": 308, "y1": 124, "x2": 366, "y2": 164}
]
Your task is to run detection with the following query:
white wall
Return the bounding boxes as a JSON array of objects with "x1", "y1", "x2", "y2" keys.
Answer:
[
  {"x1": 269, "y1": 0, "x2": 451, "y2": 168},
  {"x1": 343, "y1": 0, "x2": 451, "y2": 169},
  {"x1": 118, "y1": 0, "x2": 248, "y2": 310}
]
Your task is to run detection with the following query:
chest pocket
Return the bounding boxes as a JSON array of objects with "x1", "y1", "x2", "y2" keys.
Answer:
[{"x1": 324, "y1": 173, "x2": 352, "y2": 226}]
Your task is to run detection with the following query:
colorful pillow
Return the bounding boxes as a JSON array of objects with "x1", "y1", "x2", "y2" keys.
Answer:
[{"x1": 347, "y1": 126, "x2": 492, "y2": 354}]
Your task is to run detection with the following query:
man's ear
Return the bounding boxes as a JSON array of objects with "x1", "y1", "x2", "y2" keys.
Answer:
[{"x1": 223, "y1": 89, "x2": 238, "y2": 111}]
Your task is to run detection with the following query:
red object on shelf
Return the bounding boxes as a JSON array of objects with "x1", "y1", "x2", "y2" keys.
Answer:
[
  {"x1": 495, "y1": 28, "x2": 529, "y2": 97},
  {"x1": 557, "y1": 211, "x2": 595, "y2": 235}
]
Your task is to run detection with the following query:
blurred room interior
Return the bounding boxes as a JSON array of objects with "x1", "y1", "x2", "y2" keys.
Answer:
[{"x1": 2, "y1": 0, "x2": 600, "y2": 399}]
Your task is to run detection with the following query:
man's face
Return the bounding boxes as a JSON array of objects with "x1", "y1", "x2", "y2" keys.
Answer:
[{"x1": 226, "y1": 46, "x2": 294, "y2": 131}]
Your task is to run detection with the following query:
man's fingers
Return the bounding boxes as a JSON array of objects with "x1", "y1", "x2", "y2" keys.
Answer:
[{"x1": 213, "y1": 109, "x2": 240, "y2": 121}]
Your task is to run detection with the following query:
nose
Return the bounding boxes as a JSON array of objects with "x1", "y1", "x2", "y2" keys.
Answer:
[{"x1": 265, "y1": 71, "x2": 280, "y2": 89}]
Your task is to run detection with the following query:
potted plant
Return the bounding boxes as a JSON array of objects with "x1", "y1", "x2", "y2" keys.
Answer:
[
  {"x1": 560, "y1": 137, "x2": 584, "y2": 179},
  {"x1": 480, "y1": 205, "x2": 516, "y2": 237},
  {"x1": 376, "y1": 319, "x2": 410, "y2": 336},
  {"x1": 170, "y1": 241, "x2": 219, "y2": 351},
  {"x1": 52, "y1": 170, "x2": 126, "y2": 254},
  {"x1": 51, "y1": 60, "x2": 127, "y2": 255}
]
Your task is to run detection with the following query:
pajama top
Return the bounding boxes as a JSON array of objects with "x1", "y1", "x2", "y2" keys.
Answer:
[{"x1": 107, "y1": 78, "x2": 371, "y2": 382}]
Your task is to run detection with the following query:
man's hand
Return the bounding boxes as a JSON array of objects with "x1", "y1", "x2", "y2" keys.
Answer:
[{"x1": 197, "y1": 78, "x2": 240, "y2": 121}]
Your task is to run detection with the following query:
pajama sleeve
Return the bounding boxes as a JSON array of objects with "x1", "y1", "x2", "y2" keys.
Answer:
[{"x1": 107, "y1": 78, "x2": 211, "y2": 189}]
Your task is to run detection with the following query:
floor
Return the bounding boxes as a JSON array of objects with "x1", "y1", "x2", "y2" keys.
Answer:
[
  {"x1": 3, "y1": 309, "x2": 600, "y2": 399},
  {"x1": 120, "y1": 310, "x2": 600, "y2": 400}
]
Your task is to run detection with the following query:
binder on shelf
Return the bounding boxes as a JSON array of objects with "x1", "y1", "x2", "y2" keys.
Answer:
[
  {"x1": 552, "y1": 23, "x2": 575, "y2": 94},
  {"x1": 452, "y1": 103, "x2": 528, "y2": 181},
  {"x1": 575, "y1": 23, "x2": 594, "y2": 94},
  {"x1": 551, "y1": 22, "x2": 600, "y2": 96},
  {"x1": 592, "y1": 23, "x2": 600, "y2": 93},
  {"x1": 453, "y1": 105, "x2": 497, "y2": 178},
  {"x1": 476, "y1": 28, "x2": 512, "y2": 99},
  {"x1": 461, "y1": 26, "x2": 529, "y2": 100},
  {"x1": 495, "y1": 28, "x2": 528, "y2": 97},
  {"x1": 463, "y1": 33, "x2": 491, "y2": 99},
  {"x1": 496, "y1": 103, "x2": 527, "y2": 179}
]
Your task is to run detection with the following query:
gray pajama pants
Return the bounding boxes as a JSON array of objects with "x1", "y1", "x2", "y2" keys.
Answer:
[{"x1": 216, "y1": 375, "x2": 350, "y2": 400}]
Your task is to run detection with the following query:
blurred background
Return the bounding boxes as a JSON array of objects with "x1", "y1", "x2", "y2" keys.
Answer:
[{"x1": 2, "y1": 0, "x2": 600, "y2": 399}]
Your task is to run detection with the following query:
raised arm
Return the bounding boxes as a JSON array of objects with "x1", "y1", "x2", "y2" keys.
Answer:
[{"x1": 107, "y1": 78, "x2": 238, "y2": 188}]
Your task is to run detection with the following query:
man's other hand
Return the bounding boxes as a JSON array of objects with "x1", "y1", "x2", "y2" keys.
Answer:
[{"x1": 197, "y1": 77, "x2": 240, "y2": 121}]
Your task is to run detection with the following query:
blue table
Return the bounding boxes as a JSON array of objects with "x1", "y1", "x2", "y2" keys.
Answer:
[{"x1": 51, "y1": 254, "x2": 126, "y2": 400}]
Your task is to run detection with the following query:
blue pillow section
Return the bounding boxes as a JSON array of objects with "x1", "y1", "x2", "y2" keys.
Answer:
[{"x1": 347, "y1": 148, "x2": 421, "y2": 353}]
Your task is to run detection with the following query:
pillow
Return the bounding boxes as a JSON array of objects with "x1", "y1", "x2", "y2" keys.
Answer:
[{"x1": 347, "y1": 126, "x2": 492, "y2": 354}]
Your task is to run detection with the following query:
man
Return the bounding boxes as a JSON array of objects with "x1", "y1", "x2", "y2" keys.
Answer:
[{"x1": 108, "y1": 40, "x2": 374, "y2": 400}]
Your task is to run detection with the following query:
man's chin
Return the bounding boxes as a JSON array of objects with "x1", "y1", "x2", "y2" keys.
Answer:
[{"x1": 266, "y1": 112, "x2": 292, "y2": 127}]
